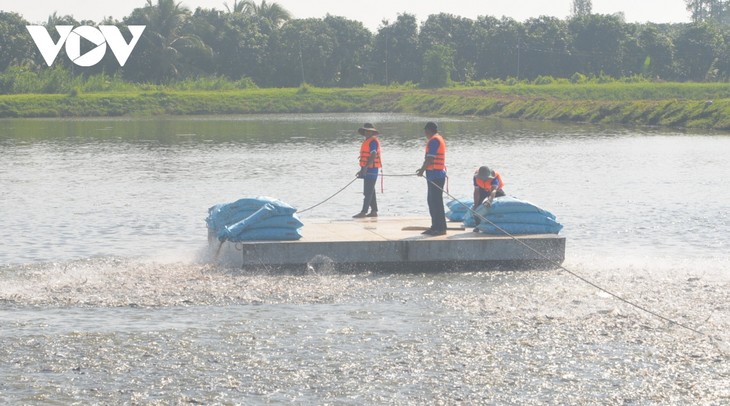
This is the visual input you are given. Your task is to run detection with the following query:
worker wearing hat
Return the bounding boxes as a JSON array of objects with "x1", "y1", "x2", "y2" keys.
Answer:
[
  {"x1": 473, "y1": 166, "x2": 505, "y2": 225},
  {"x1": 353, "y1": 123, "x2": 382, "y2": 218}
]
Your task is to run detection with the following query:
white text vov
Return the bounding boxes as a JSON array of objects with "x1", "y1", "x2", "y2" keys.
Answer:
[{"x1": 26, "y1": 25, "x2": 146, "y2": 67}]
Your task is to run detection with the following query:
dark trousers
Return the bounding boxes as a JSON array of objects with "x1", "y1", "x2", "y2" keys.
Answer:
[
  {"x1": 361, "y1": 178, "x2": 378, "y2": 214},
  {"x1": 427, "y1": 178, "x2": 447, "y2": 231}
]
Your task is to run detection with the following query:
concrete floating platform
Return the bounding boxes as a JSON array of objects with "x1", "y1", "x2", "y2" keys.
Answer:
[{"x1": 213, "y1": 217, "x2": 566, "y2": 272}]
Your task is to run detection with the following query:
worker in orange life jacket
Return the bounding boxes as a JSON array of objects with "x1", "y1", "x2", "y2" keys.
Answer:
[
  {"x1": 353, "y1": 123, "x2": 382, "y2": 218},
  {"x1": 473, "y1": 166, "x2": 506, "y2": 209},
  {"x1": 472, "y1": 166, "x2": 506, "y2": 229},
  {"x1": 416, "y1": 122, "x2": 447, "y2": 235}
]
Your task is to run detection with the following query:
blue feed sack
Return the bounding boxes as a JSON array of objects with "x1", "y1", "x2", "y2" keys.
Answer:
[
  {"x1": 220, "y1": 196, "x2": 296, "y2": 214},
  {"x1": 463, "y1": 205, "x2": 489, "y2": 227},
  {"x1": 232, "y1": 227, "x2": 302, "y2": 241},
  {"x1": 482, "y1": 212, "x2": 561, "y2": 226},
  {"x1": 446, "y1": 199, "x2": 472, "y2": 213},
  {"x1": 245, "y1": 214, "x2": 304, "y2": 231},
  {"x1": 463, "y1": 196, "x2": 563, "y2": 233},
  {"x1": 476, "y1": 222, "x2": 563, "y2": 235},
  {"x1": 486, "y1": 196, "x2": 556, "y2": 219},
  {"x1": 206, "y1": 208, "x2": 255, "y2": 232},
  {"x1": 207, "y1": 196, "x2": 298, "y2": 236},
  {"x1": 222, "y1": 203, "x2": 299, "y2": 240},
  {"x1": 221, "y1": 203, "x2": 277, "y2": 239},
  {"x1": 207, "y1": 197, "x2": 302, "y2": 242},
  {"x1": 446, "y1": 210, "x2": 467, "y2": 222}
]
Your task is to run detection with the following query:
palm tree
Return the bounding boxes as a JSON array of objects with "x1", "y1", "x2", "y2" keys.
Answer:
[
  {"x1": 224, "y1": 0, "x2": 253, "y2": 14},
  {"x1": 224, "y1": 0, "x2": 291, "y2": 27},
  {"x1": 130, "y1": 0, "x2": 212, "y2": 81},
  {"x1": 142, "y1": 0, "x2": 188, "y2": 41},
  {"x1": 45, "y1": 11, "x2": 78, "y2": 27}
]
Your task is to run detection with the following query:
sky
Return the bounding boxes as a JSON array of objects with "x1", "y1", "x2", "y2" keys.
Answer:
[{"x1": 3, "y1": 0, "x2": 691, "y2": 30}]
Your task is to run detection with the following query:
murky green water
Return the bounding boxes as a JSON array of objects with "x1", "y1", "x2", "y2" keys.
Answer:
[{"x1": 0, "y1": 114, "x2": 728, "y2": 404}]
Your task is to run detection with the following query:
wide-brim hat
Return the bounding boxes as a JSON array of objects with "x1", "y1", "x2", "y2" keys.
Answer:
[
  {"x1": 476, "y1": 166, "x2": 495, "y2": 180},
  {"x1": 358, "y1": 123, "x2": 378, "y2": 135}
]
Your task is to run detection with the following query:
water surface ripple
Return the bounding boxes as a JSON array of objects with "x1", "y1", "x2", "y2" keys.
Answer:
[{"x1": 0, "y1": 114, "x2": 728, "y2": 404}]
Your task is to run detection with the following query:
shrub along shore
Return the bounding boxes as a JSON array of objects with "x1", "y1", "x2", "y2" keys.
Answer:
[{"x1": 1, "y1": 83, "x2": 730, "y2": 131}]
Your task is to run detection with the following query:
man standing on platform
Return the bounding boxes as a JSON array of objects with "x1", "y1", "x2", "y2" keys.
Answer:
[
  {"x1": 416, "y1": 122, "x2": 447, "y2": 235},
  {"x1": 353, "y1": 123, "x2": 381, "y2": 218}
]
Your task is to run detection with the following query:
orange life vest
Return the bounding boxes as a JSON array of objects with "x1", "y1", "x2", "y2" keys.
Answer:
[
  {"x1": 359, "y1": 135, "x2": 382, "y2": 168},
  {"x1": 474, "y1": 170, "x2": 504, "y2": 191},
  {"x1": 425, "y1": 134, "x2": 446, "y2": 170}
]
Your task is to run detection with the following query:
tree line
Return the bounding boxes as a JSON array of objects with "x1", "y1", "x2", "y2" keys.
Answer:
[{"x1": 2, "y1": 0, "x2": 730, "y2": 90}]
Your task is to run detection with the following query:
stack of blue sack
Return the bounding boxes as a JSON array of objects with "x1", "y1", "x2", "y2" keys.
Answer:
[
  {"x1": 463, "y1": 196, "x2": 563, "y2": 235},
  {"x1": 206, "y1": 197, "x2": 303, "y2": 242},
  {"x1": 446, "y1": 198, "x2": 472, "y2": 222}
]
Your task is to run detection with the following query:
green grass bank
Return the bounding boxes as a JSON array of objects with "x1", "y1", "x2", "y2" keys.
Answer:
[{"x1": 2, "y1": 83, "x2": 730, "y2": 130}]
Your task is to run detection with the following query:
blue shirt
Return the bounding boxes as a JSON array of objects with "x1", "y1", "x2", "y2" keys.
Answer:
[
  {"x1": 426, "y1": 137, "x2": 446, "y2": 180},
  {"x1": 364, "y1": 139, "x2": 380, "y2": 180}
]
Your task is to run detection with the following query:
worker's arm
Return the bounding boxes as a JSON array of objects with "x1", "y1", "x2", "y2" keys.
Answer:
[
  {"x1": 416, "y1": 156, "x2": 435, "y2": 177},
  {"x1": 485, "y1": 177, "x2": 501, "y2": 207},
  {"x1": 485, "y1": 189, "x2": 498, "y2": 208},
  {"x1": 473, "y1": 187, "x2": 483, "y2": 209}
]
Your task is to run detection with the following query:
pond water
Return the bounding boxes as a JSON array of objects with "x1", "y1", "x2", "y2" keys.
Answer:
[{"x1": 0, "y1": 114, "x2": 728, "y2": 404}]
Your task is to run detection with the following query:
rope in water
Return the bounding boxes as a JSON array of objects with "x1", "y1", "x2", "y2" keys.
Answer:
[{"x1": 422, "y1": 175, "x2": 713, "y2": 340}]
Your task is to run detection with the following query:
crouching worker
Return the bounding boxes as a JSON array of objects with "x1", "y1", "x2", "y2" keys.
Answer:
[{"x1": 472, "y1": 166, "x2": 505, "y2": 227}]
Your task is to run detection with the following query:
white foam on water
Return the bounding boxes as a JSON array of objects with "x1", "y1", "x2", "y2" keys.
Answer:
[
  {"x1": 1, "y1": 252, "x2": 727, "y2": 341},
  {"x1": 0, "y1": 255, "x2": 375, "y2": 307},
  {"x1": 1, "y1": 252, "x2": 728, "y2": 404}
]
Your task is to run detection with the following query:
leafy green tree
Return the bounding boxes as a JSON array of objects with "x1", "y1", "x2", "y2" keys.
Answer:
[
  {"x1": 521, "y1": 16, "x2": 571, "y2": 79},
  {"x1": 188, "y1": 8, "x2": 269, "y2": 82},
  {"x1": 674, "y1": 22, "x2": 723, "y2": 81},
  {"x1": 635, "y1": 25, "x2": 675, "y2": 79},
  {"x1": 264, "y1": 15, "x2": 372, "y2": 87},
  {"x1": 0, "y1": 12, "x2": 34, "y2": 71},
  {"x1": 569, "y1": 14, "x2": 628, "y2": 77},
  {"x1": 35, "y1": 13, "x2": 80, "y2": 71},
  {"x1": 123, "y1": 0, "x2": 211, "y2": 82},
  {"x1": 714, "y1": 30, "x2": 730, "y2": 79},
  {"x1": 421, "y1": 44, "x2": 454, "y2": 87},
  {"x1": 35, "y1": 13, "x2": 114, "y2": 75},
  {"x1": 473, "y1": 16, "x2": 524, "y2": 79},
  {"x1": 372, "y1": 13, "x2": 421, "y2": 85},
  {"x1": 419, "y1": 13, "x2": 477, "y2": 82},
  {"x1": 228, "y1": 0, "x2": 291, "y2": 28},
  {"x1": 470, "y1": 16, "x2": 499, "y2": 79},
  {"x1": 270, "y1": 18, "x2": 336, "y2": 86},
  {"x1": 571, "y1": 0, "x2": 593, "y2": 18},
  {"x1": 224, "y1": 0, "x2": 252, "y2": 14},
  {"x1": 323, "y1": 15, "x2": 372, "y2": 86},
  {"x1": 685, "y1": 0, "x2": 730, "y2": 24},
  {"x1": 6, "y1": 2, "x2": 730, "y2": 87}
]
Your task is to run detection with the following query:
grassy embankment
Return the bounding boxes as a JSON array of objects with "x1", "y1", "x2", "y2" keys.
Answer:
[{"x1": 2, "y1": 82, "x2": 730, "y2": 130}]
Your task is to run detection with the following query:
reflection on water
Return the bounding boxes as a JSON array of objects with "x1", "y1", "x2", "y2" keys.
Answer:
[{"x1": 0, "y1": 114, "x2": 728, "y2": 404}]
